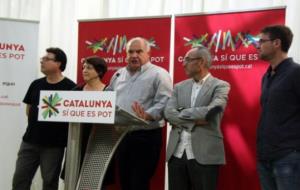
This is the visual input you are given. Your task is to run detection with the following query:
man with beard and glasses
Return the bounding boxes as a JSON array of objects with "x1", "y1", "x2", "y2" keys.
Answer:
[{"x1": 256, "y1": 25, "x2": 300, "y2": 190}]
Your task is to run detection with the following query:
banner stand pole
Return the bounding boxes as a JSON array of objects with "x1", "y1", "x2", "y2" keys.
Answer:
[{"x1": 65, "y1": 123, "x2": 82, "y2": 190}]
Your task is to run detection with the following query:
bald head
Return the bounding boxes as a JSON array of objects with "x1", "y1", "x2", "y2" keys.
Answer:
[
  {"x1": 190, "y1": 46, "x2": 212, "y2": 69},
  {"x1": 183, "y1": 45, "x2": 211, "y2": 80},
  {"x1": 126, "y1": 37, "x2": 151, "y2": 53},
  {"x1": 126, "y1": 37, "x2": 151, "y2": 73}
]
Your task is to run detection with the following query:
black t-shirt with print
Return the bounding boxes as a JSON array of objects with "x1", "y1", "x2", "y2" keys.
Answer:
[{"x1": 23, "y1": 77, "x2": 76, "y2": 147}]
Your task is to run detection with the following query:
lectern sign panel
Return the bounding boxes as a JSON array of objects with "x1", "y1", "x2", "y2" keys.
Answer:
[{"x1": 38, "y1": 91, "x2": 116, "y2": 123}]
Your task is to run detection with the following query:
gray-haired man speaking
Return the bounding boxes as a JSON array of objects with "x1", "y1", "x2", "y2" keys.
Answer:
[{"x1": 108, "y1": 37, "x2": 172, "y2": 190}]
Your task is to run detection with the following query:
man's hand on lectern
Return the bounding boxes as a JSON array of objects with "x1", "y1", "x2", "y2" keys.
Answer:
[{"x1": 132, "y1": 101, "x2": 153, "y2": 121}]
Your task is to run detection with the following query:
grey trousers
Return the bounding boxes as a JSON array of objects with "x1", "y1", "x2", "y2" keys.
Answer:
[{"x1": 12, "y1": 141, "x2": 65, "y2": 190}]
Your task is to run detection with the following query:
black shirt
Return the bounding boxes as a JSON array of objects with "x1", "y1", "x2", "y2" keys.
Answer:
[
  {"x1": 257, "y1": 58, "x2": 300, "y2": 161},
  {"x1": 23, "y1": 77, "x2": 76, "y2": 147}
]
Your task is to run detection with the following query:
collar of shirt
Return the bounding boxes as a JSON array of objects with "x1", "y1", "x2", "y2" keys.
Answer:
[
  {"x1": 266, "y1": 58, "x2": 292, "y2": 77},
  {"x1": 191, "y1": 73, "x2": 210, "y2": 107},
  {"x1": 141, "y1": 61, "x2": 151, "y2": 72},
  {"x1": 193, "y1": 73, "x2": 211, "y2": 85}
]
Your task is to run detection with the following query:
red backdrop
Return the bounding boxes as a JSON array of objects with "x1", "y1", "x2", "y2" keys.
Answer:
[
  {"x1": 77, "y1": 8, "x2": 286, "y2": 190},
  {"x1": 174, "y1": 8, "x2": 285, "y2": 190},
  {"x1": 78, "y1": 16, "x2": 171, "y2": 190}
]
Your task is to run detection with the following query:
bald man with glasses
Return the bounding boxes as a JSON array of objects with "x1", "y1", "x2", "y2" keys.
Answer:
[{"x1": 165, "y1": 46, "x2": 230, "y2": 190}]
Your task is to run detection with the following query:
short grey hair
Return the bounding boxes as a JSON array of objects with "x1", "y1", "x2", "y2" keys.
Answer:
[
  {"x1": 193, "y1": 45, "x2": 212, "y2": 68},
  {"x1": 126, "y1": 37, "x2": 151, "y2": 53}
]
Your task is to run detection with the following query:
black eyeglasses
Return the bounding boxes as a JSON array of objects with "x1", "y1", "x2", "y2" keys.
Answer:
[
  {"x1": 258, "y1": 38, "x2": 275, "y2": 44},
  {"x1": 40, "y1": 56, "x2": 56, "y2": 62},
  {"x1": 183, "y1": 57, "x2": 202, "y2": 64}
]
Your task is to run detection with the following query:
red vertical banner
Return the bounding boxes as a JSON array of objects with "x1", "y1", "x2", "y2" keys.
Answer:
[
  {"x1": 174, "y1": 8, "x2": 285, "y2": 190},
  {"x1": 78, "y1": 17, "x2": 171, "y2": 190}
]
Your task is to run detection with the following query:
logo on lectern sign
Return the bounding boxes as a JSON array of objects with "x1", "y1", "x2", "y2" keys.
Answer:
[
  {"x1": 41, "y1": 92, "x2": 62, "y2": 119},
  {"x1": 38, "y1": 90, "x2": 116, "y2": 124}
]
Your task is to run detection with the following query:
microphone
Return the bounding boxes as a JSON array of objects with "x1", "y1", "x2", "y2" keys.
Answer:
[{"x1": 105, "y1": 72, "x2": 120, "y2": 91}]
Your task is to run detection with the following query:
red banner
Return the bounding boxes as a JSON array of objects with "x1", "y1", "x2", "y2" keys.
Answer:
[
  {"x1": 78, "y1": 17, "x2": 171, "y2": 190},
  {"x1": 174, "y1": 8, "x2": 285, "y2": 190},
  {"x1": 78, "y1": 17, "x2": 171, "y2": 84}
]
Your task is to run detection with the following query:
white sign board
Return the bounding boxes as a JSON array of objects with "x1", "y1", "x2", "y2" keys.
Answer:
[
  {"x1": 38, "y1": 91, "x2": 116, "y2": 124},
  {"x1": 0, "y1": 18, "x2": 39, "y2": 190}
]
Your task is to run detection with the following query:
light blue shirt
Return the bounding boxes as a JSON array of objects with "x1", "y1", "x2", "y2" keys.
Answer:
[{"x1": 108, "y1": 62, "x2": 173, "y2": 127}]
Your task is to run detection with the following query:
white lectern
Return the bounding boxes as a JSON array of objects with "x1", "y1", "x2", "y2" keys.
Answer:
[
  {"x1": 65, "y1": 106, "x2": 150, "y2": 190},
  {"x1": 38, "y1": 90, "x2": 119, "y2": 190}
]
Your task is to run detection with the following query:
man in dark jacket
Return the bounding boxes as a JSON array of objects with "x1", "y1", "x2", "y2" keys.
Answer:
[{"x1": 256, "y1": 25, "x2": 300, "y2": 190}]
